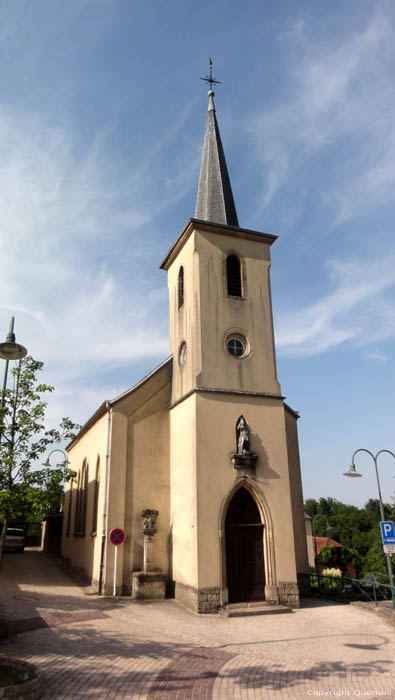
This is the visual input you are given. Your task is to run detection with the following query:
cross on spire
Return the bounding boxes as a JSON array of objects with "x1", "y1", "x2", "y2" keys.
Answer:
[{"x1": 200, "y1": 57, "x2": 221, "y2": 91}]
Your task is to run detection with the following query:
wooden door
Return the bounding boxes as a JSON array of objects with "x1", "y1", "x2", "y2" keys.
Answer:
[{"x1": 225, "y1": 488, "x2": 266, "y2": 603}]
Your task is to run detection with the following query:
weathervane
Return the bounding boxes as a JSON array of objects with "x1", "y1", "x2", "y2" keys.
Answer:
[{"x1": 200, "y1": 57, "x2": 221, "y2": 91}]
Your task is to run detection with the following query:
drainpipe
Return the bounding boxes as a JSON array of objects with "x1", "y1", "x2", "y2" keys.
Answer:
[{"x1": 98, "y1": 401, "x2": 111, "y2": 595}]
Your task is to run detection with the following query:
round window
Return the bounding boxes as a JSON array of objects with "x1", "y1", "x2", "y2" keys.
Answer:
[{"x1": 226, "y1": 333, "x2": 248, "y2": 358}]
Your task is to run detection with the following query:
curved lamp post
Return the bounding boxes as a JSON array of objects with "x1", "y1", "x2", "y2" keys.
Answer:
[
  {"x1": 42, "y1": 449, "x2": 70, "y2": 513},
  {"x1": 343, "y1": 448, "x2": 395, "y2": 589},
  {"x1": 312, "y1": 513, "x2": 330, "y2": 584},
  {"x1": 42, "y1": 449, "x2": 69, "y2": 469}
]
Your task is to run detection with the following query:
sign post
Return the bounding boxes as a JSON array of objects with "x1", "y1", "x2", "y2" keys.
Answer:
[{"x1": 109, "y1": 527, "x2": 125, "y2": 596}]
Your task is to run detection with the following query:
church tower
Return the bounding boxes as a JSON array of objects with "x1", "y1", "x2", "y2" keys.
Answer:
[{"x1": 160, "y1": 72, "x2": 309, "y2": 612}]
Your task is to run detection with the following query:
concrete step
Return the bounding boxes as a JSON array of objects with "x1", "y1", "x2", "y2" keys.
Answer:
[{"x1": 219, "y1": 603, "x2": 292, "y2": 617}]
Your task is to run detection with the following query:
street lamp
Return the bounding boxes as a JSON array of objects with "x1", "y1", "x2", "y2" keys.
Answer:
[
  {"x1": 312, "y1": 513, "x2": 330, "y2": 583},
  {"x1": 343, "y1": 448, "x2": 395, "y2": 589},
  {"x1": 42, "y1": 449, "x2": 70, "y2": 513},
  {"x1": 42, "y1": 449, "x2": 69, "y2": 469},
  {"x1": 0, "y1": 317, "x2": 28, "y2": 444}
]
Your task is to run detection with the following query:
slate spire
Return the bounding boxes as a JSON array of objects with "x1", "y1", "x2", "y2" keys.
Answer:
[{"x1": 195, "y1": 89, "x2": 239, "y2": 227}]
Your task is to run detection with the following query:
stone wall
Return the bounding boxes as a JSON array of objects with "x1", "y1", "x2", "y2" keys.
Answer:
[
  {"x1": 175, "y1": 582, "x2": 221, "y2": 613},
  {"x1": 278, "y1": 581, "x2": 300, "y2": 608},
  {"x1": 132, "y1": 572, "x2": 166, "y2": 600}
]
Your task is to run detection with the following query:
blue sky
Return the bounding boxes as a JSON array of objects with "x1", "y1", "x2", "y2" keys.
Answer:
[{"x1": 1, "y1": 0, "x2": 395, "y2": 507}]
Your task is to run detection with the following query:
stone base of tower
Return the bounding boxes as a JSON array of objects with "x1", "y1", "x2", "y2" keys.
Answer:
[
  {"x1": 277, "y1": 581, "x2": 300, "y2": 608},
  {"x1": 174, "y1": 581, "x2": 221, "y2": 614},
  {"x1": 174, "y1": 581, "x2": 302, "y2": 613}
]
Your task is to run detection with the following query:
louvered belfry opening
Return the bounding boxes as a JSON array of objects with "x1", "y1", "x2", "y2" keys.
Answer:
[
  {"x1": 178, "y1": 266, "x2": 184, "y2": 309},
  {"x1": 226, "y1": 255, "x2": 242, "y2": 297}
]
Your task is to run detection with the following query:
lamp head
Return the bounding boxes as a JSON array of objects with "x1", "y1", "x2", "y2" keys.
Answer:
[
  {"x1": 41, "y1": 457, "x2": 51, "y2": 468},
  {"x1": 343, "y1": 462, "x2": 362, "y2": 478},
  {"x1": 0, "y1": 340, "x2": 27, "y2": 360}
]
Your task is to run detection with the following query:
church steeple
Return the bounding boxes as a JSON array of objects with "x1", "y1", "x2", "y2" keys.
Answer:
[{"x1": 195, "y1": 86, "x2": 239, "y2": 227}]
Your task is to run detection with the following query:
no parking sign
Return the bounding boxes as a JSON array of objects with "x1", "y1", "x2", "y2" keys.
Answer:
[
  {"x1": 109, "y1": 527, "x2": 125, "y2": 546},
  {"x1": 109, "y1": 527, "x2": 125, "y2": 595}
]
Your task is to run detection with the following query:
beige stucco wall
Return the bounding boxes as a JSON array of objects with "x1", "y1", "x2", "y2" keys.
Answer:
[
  {"x1": 125, "y1": 383, "x2": 171, "y2": 583},
  {"x1": 63, "y1": 361, "x2": 172, "y2": 594},
  {"x1": 169, "y1": 393, "x2": 198, "y2": 589},
  {"x1": 305, "y1": 515, "x2": 315, "y2": 567},
  {"x1": 284, "y1": 407, "x2": 310, "y2": 577},
  {"x1": 194, "y1": 392, "x2": 298, "y2": 592},
  {"x1": 62, "y1": 412, "x2": 109, "y2": 583},
  {"x1": 166, "y1": 221, "x2": 302, "y2": 602},
  {"x1": 167, "y1": 223, "x2": 281, "y2": 406}
]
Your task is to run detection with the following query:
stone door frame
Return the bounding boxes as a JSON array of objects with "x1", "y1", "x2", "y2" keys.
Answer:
[{"x1": 218, "y1": 479, "x2": 278, "y2": 606}]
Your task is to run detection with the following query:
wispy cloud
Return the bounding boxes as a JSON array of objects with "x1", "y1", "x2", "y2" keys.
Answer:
[
  {"x1": 0, "y1": 105, "x2": 191, "y2": 392},
  {"x1": 275, "y1": 254, "x2": 395, "y2": 356},
  {"x1": 247, "y1": 14, "x2": 395, "y2": 227}
]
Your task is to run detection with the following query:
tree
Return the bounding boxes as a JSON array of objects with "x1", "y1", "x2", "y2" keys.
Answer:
[
  {"x1": 305, "y1": 496, "x2": 394, "y2": 583},
  {"x1": 0, "y1": 356, "x2": 79, "y2": 550}
]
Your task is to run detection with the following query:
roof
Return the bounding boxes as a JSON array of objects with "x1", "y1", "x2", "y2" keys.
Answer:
[
  {"x1": 66, "y1": 356, "x2": 173, "y2": 450},
  {"x1": 313, "y1": 536, "x2": 342, "y2": 554},
  {"x1": 195, "y1": 90, "x2": 239, "y2": 227}
]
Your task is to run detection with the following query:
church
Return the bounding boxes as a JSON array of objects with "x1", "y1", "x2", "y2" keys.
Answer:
[{"x1": 61, "y1": 75, "x2": 310, "y2": 612}]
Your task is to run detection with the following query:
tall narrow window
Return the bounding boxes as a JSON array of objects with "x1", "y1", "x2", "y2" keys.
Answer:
[
  {"x1": 178, "y1": 266, "x2": 184, "y2": 309},
  {"x1": 81, "y1": 461, "x2": 89, "y2": 535},
  {"x1": 74, "y1": 460, "x2": 88, "y2": 536},
  {"x1": 91, "y1": 457, "x2": 100, "y2": 535},
  {"x1": 226, "y1": 255, "x2": 242, "y2": 297},
  {"x1": 66, "y1": 480, "x2": 73, "y2": 537}
]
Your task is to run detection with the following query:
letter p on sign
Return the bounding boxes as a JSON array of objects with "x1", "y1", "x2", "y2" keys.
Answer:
[{"x1": 380, "y1": 521, "x2": 395, "y2": 544}]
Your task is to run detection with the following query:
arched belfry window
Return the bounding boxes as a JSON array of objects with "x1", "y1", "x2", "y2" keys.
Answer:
[
  {"x1": 178, "y1": 266, "x2": 184, "y2": 309},
  {"x1": 226, "y1": 255, "x2": 242, "y2": 297}
]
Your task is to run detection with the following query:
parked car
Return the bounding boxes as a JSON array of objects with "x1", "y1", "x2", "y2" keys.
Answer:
[{"x1": 4, "y1": 528, "x2": 25, "y2": 553}]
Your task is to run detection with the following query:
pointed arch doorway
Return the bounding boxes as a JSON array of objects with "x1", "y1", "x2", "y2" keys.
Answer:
[{"x1": 225, "y1": 487, "x2": 266, "y2": 603}]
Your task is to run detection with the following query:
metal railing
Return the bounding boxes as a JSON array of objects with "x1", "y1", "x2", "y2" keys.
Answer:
[{"x1": 309, "y1": 573, "x2": 395, "y2": 610}]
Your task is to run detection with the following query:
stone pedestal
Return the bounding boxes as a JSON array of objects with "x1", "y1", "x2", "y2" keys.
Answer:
[
  {"x1": 231, "y1": 452, "x2": 258, "y2": 470},
  {"x1": 143, "y1": 534, "x2": 155, "y2": 572},
  {"x1": 132, "y1": 571, "x2": 166, "y2": 600}
]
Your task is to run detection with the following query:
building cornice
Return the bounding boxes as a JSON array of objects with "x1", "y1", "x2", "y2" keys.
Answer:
[
  {"x1": 159, "y1": 218, "x2": 277, "y2": 271},
  {"x1": 170, "y1": 386, "x2": 285, "y2": 410}
]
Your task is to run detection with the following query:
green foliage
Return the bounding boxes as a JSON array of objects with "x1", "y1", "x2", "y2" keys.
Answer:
[
  {"x1": 307, "y1": 497, "x2": 394, "y2": 584},
  {"x1": 362, "y1": 530, "x2": 389, "y2": 581},
  {"x1": 0, "y1": 356, "x2": 79, "y2": 522},
  {"x1": 317, "y1": 544, "x2": 336, "y2": 567}
]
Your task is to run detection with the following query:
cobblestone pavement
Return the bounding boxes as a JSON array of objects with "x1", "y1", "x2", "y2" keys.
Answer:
[{"x1": 1, "y1": 550, "x2": 395, "y2": 698}]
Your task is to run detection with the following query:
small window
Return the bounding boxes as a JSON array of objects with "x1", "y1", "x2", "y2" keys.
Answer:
[
  {"x1": 227, "y1": 337, "x2": 245, "y2": 357},
  {"x1": 225, "y1": 332, "x2": 249, "y2": 358},
  {"x1": 226, "y1": 255, "x2": 242, "y2": 297},
  {"x1": 178, "y1": 266, "x2": 184, "y2": 309}
]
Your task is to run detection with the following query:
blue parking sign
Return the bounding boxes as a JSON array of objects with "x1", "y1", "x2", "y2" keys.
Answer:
[{"x1": 380, "y1": 521, "x2": 395, "y2": 545}]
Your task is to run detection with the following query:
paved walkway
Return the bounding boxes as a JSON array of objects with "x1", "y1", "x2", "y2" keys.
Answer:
[{"x1": 1, "y1": 550, "x2": 395, "y2": 698}]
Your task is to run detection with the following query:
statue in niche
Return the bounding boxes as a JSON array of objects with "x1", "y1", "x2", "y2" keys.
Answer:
[
  {"x1": 236, "y1": 415, "x2": 250, "y2": 455},
  {"x1": 141, "y1": 509, "x2": 159, "y2": 536}
]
